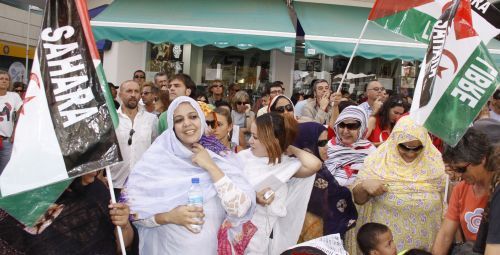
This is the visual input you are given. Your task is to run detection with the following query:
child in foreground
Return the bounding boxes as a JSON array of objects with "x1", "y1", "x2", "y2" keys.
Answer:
[
  {"x1": 356, "y1": 223, "x2": 432, "y2": 255},
  {"x1": 356, "y1": 222, "x2": 397, "y2": 255}
]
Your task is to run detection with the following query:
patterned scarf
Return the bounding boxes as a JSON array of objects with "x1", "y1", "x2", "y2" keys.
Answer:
[{"x1": 325, "y1": 106, "x2": 375, "y2": 186}]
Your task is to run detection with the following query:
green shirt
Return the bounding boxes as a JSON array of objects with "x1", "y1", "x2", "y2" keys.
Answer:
[{"x1": 158, "y1": 111, "x2": 168, "y2": 134}]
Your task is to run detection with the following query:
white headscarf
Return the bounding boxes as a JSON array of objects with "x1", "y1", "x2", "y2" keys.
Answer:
[{"x1": 123, "y1": 96, "x2": 255, "y2": 224}]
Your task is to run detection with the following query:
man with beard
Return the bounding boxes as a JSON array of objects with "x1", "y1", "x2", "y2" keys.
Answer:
[{"x1": 110, "y1": 80, "x2": 158, "y2": 199}]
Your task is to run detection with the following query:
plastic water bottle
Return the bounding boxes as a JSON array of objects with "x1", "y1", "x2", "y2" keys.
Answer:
[{"x1": 187, "y1": 177, "x2": 203, "y2": 233}]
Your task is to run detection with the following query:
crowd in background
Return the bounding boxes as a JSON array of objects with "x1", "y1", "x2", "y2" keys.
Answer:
[{"x1": 0, "y1": 69, "x2": 499, "y2": 255}]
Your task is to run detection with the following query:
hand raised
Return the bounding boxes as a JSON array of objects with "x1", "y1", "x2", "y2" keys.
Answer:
[
  {"x1": 319, "y1": 91, "x2": 331, "y2": 110},
  {"x1": 191, "y1": 143, "x2": 216, "y2": 170}
]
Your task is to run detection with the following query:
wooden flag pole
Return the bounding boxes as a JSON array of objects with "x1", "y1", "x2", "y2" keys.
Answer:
[
  {"x1": 444, "y1": 174, "x2": 450, "y2": 206},
  {"x1": 106, "y1": 166, "x2": 127, "y2": 255},
  {"x1": 337, "y1": 19, "x2": 370, "y2": 93}
]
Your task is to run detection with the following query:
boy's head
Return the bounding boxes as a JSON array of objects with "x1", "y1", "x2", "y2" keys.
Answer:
[{"x1": 357, "y1": 223, "x2": 397, "y2": 255}]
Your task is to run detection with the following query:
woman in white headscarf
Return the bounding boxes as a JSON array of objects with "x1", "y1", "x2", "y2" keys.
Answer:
[{"x1": 123, "y1": 96, "x2": 256, "y2": 255}]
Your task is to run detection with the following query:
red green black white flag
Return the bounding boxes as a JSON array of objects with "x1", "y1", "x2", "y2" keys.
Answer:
[
  {"x1": 0, "y1": 0, "x2": 121, "y2": 199},
  {"x1": 368, "y1": 0, "x2": 500, "y2": 44},
  {"x1": 409, "y1": 0, "x2": 499, "y2": 146}
]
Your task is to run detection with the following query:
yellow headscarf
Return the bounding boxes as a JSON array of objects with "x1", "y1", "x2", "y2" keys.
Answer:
[{"x1": 357, "y1": 115, "x2": 445, "y2": 194}]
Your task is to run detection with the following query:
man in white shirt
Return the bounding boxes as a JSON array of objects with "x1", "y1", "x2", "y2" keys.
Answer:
[
  {"x1": 490, "y1": 89, "x2": 500, "y2": 122},
  {"x1": 111, "y1": 80, "x2": 158, "y2": 198},
  {"x1": 359, "y1": 81, "x2": 384, "y2": 117},
  {"x1": 0, "y1": 71, "x2": 22, "y2": 174}
]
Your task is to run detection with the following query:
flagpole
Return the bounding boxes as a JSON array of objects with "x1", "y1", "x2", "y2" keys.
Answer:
[
  {"x1": 106, "y1": 166, "x2": 127, "y2": 255},
  {"x1": 337, "y1": 19, "x2": 370, "y2": 93},
  {"x1": 444, "y1": 174, "x2": 450, "y2": 205}
]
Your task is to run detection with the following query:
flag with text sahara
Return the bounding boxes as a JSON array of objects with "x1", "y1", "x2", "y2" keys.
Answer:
[
  {"x1": 409, "y1": 0, "x2": 499, "y2": 146},
  {"x1": 0, "y1": 0, "x2": 121, "y2": 201},
  {"x1": 368, "y1": 0, "x2": 500, "y2": 45}
]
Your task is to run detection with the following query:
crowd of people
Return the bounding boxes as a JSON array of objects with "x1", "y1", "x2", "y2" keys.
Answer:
[{"x1": 0, "y1": 69, "x2": 499, "y2": 255}]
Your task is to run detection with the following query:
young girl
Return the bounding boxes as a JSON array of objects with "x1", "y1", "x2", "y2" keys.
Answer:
[
  {"x1": 212, "y1": 107, "x2": 244, "y2": 153},
  {"x1": 241, "y1": 112, "x2": 322, "y2": 254}
]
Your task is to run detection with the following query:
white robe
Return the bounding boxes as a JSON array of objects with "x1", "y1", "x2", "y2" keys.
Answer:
[{"x1": 239, "y1": 149, "x2": 315, "y2": 255}]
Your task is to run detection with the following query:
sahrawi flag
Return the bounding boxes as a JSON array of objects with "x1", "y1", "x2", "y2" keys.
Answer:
[
  {"x1": 410, "y1": 0, "x2": 499, "y2": 146},
  {"x1": 368, "y1": 0, "x2": 500, "y2": 44},
  {"x1": 0, "y1": 0, "x2": 121, "y2": 201}
]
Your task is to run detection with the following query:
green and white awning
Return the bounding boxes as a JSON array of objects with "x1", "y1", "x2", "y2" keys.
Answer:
[
  {"x1": 294, "y1": 2, "x2": 427, "y2": 61},
  {"x1": 91, "y1": 0, "x2": 296, "y2": 53}
]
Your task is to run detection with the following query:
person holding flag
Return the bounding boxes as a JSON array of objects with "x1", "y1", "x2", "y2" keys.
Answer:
[
  {"x1": 0, "y1": 0, "x2": 127, "y2": 253},
  {"x1": 0, "y1": 172, "x2": 138, "y2": 254}
]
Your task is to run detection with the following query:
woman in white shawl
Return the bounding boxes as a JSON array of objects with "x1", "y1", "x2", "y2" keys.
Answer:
[
  {"x1": 123, "y1": 96, "x2": 256, "y2": 255},
  {"x1": 242, "y1": 112, "x2": 322, "y2": 255}
]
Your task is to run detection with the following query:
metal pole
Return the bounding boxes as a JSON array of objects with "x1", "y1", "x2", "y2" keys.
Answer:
[
  {"x1": 25, "y1": 6, "x2": 31, "y2": 84},
  {"x1": 337, "y1": 19, "x2": 370, "y2": 93}
]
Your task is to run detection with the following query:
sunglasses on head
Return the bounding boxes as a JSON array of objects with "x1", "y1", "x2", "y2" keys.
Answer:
[
  {"x1": 317, "y1": 139, "x2": 329, "y2": 147},
  {"x1": 275, "y1": 104, "x2": 293, "y2": 113},
  {"x1": 397, "y1": 143, "x2": 423, "y2": 152},
  {"x1": 369, "y1": 87, "x2": 385, "y2": 92},
  {"x1": 338, "y1": 122, "x2": 361, "y2": 130},
  {"x1": 128, "y1": 129, "x2": 135, "y2": 145},
  {"x1": 134, "y1": 75, "x2": 145, "y2": 79},
  {"x1": 206, "y1": 120, "x2": 217, "y2": 129},
  {"x1": 236, "y1": 101, "x2": 249, "y2": 105},
  {"x1": 450, "y1": 162, "x2": 471, "y2": 173}
]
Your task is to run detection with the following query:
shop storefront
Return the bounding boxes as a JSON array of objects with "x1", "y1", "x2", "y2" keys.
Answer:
[
  {"x1": 293, "y1": 1, "x2": 425, "y2": 98},
  {"x1": 91, "y1": 0, "x2": 296, "y2": 95},
  {"x1": 90, "y1": 0, "x2": 500, "y2": 100},
  {"x1": 0, "y1": 42, "x2": 35, "y2": 83}
]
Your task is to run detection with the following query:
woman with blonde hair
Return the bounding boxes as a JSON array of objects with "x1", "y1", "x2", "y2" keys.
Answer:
[{"x1": 231, "y1": 90, "x2": 255, "y2": 147}]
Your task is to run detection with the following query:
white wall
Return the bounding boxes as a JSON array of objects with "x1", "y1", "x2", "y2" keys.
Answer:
[
  {"x1": 0, "y1": 3, "x2": 42, "y2": 46},
  {"x1": 102, "y1": 41, "x2": 147, "y2": 87},
  {"x1": 270, "y1": 50, "x2": 295, "y2": 97}
]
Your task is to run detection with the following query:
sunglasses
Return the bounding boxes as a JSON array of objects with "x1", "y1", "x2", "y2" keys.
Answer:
[
  {"x1": 317, "y1": 139, "x2": 329, "y2": 147},
  {"x1": 134, "y1": 75, "x2": 145, "y2": 79},
  {"x1": 338, "y1": 122, "x2": 361, "y2": 130},
  {"x1": 128, "y1": 129, "x2": 135, "y2": 145},
  {"x1": 450, "y1": 162, "x2": 471, "y2": 173},
  {"x1": 236, "y1": 101, "x2": 249, "y2": 105},
  {"x1": 14, "y1": 89, "x2": 23, "y2": 93},
  {"x1": 275, "y1": 104, "x2": 294, "y2": 113},
  {"x1": 206, "y1": 120, "x2": 217, "y2": 129},
  {"x1": 368, "y1": 87, "x2": 385, "y2": 92},
  {"x1": 397, "y1": 143, "x2": 424, "y2": 152},
  {"x1": 212, "y1": 84, "x2": 223, "y2": 88}
]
